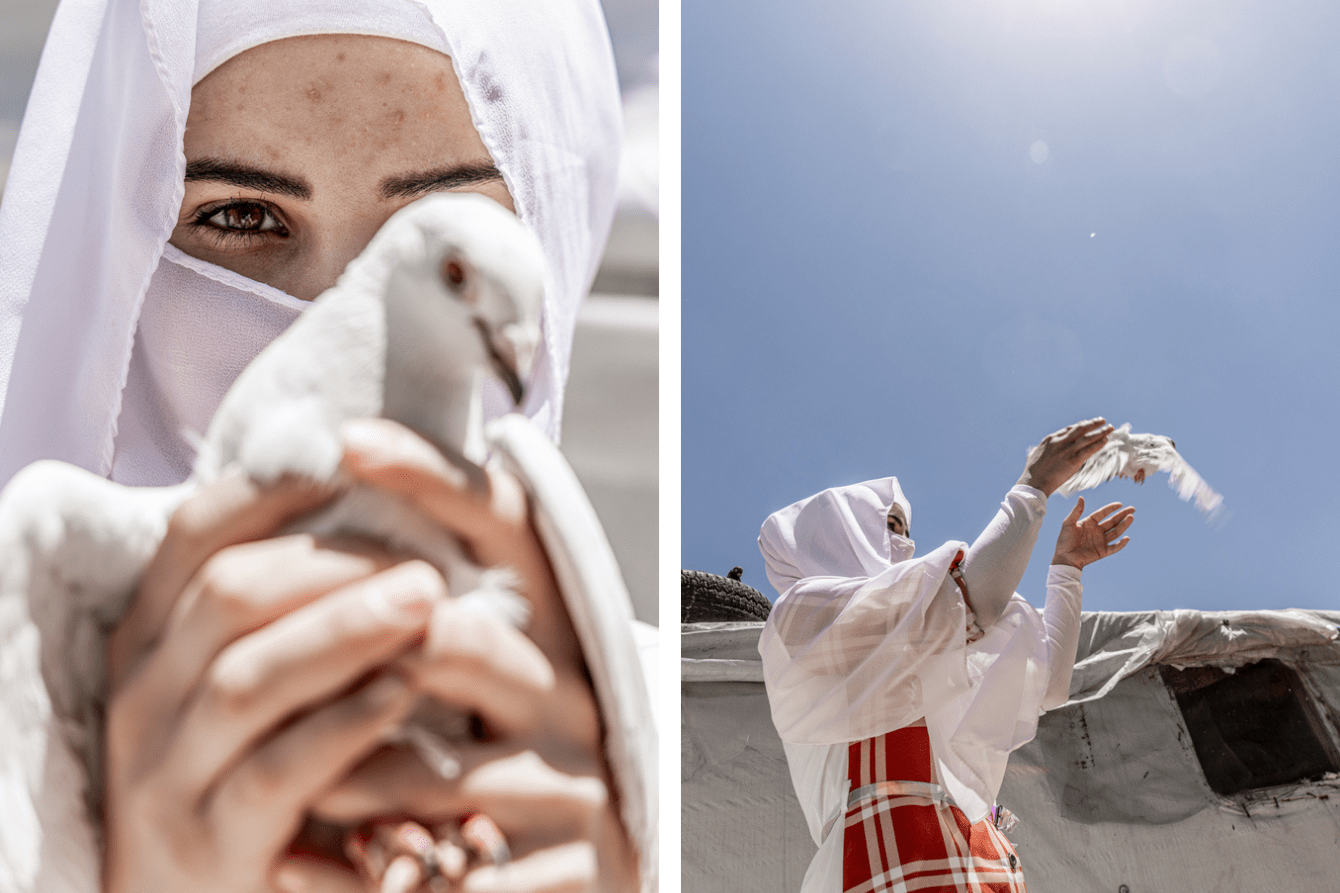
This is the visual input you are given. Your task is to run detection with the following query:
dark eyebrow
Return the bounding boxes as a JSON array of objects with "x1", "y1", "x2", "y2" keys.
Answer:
[
  {"x1": 184, "y1": 158, "x2": 312, "y2": 200},
  {"x1": 379, "y1": 163, "x2": 505, "y2": 200}
]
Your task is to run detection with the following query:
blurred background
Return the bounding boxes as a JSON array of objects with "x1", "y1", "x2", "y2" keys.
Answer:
[
  {"x1": 683, "y1": 0, "x2": 1340, "y2": 614},
  {"x1": 0, "y1": 0, "x2": 658, "y2": 624}
]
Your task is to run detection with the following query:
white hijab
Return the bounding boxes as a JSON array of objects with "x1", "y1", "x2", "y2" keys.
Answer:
[
  {"x1": 758, "y1": 477, "x2": 1051, "y2": 823},
  {"x1": 759, "y1": 477, "x2": 913, "y2": 595},
  {"x1": 0, "y1": 0, "x2": 621, "y2": 485}
]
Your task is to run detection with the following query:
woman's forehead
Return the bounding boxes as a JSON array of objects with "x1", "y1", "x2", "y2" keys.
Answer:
[
  {"x1": 191, "y1": 34, "x2": 457, "y2": 117},
  {"x1": 186, "y1": 35, "x2": 487, "y2": 171}
]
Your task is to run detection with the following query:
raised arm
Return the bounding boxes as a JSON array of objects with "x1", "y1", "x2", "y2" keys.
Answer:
[
  {"x1": 1039, "y1": 496, "x2": 1136, "y2": 709},
  {"x1": 961, "y1": 418, "x2": 1113, "y2": 627}
]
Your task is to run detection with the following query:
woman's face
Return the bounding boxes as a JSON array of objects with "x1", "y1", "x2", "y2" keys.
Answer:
[
  {"x1": 171, "y1": 34, "x2": 514, "y2": 301},
  {"x1": 886, "y1": 503, "x2": 909, "y2": 537}
]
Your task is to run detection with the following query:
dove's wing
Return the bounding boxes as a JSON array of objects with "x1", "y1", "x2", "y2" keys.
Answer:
[
  {"x1": 1057, "y1": 441, "x2": 1128, "y2": 496},
  {"x1": 487, "y1": 414, "x2": 657, "y2": 893},
  {"x1": 1155, "y1": 448, "x2": 1225, "y2": 516},
  {"x1": 0, "y1": 462, "x2": 186, "y2": 892}
]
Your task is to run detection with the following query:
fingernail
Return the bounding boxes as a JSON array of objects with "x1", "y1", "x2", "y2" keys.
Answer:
[
  {"x1": 273, "y1": 864, "x2": 308, "y2": 893},
  {"x1": 365, "y1": 562, "x2": 444, "y2": 627},
  {"x1": 435, "y1": 839, "x2": 468, "y2": 882},
  {"x1": 382, "y1": 855, "x2": 424, "y2": 893}
]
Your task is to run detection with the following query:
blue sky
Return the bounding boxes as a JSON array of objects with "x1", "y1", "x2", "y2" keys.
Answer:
[{"x1": 682, "y1": 0, "x2": 1340, "y2": 613}]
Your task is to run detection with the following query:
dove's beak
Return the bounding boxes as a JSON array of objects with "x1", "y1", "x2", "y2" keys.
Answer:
[
  {"x1": 473, "y1": 319, "x2": 532, "y2": 406},
  {"x1": 496, "y1": 360, "x2": 525, "y2": 405}
]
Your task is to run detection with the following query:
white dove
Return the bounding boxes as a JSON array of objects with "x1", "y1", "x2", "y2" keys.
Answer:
[
  {"x1": 197, "y1": 190, "x2": 544, "y2": 627},
  {"x1": 0, "y1": 193, "x2": 558, "y2": 889},
  {"x1": 1056, "y1": 423, "x2": 1224, "y2": 518}
]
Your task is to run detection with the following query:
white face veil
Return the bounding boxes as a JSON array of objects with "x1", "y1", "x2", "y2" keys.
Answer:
[
  {"x1": 759, "y1": 476, "x2": 914, "y2": 596},
  {"x1": 0, "y1": 0, "x2": 621, "y2": 485}
]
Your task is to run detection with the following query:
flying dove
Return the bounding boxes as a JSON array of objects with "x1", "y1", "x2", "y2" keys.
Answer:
[
  {"x1": 1056, "y1": 422, "x2": 1224, "y2": 518},
  {"x1": 0, "y1": 193, "x2": 656, "y2": 892}
]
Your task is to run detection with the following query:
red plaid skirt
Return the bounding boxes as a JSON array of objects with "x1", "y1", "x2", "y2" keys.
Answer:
[{"x1": 842, "y1": 726, "x2": 1026, "y2": 893}]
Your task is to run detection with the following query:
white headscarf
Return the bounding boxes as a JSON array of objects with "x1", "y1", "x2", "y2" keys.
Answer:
[
  {"x1": 0, "y1": 0, "x2": 620, "y2": 485},
  {"x1": 758, "y1": 477, "x2": 1051, "y2": 823},
  {"x1": 759, "y1": 477, "x2": 913, "y2": 595}
]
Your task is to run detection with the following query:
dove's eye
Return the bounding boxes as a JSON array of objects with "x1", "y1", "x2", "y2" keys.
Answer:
[
  {"x1": 444, "y1": 259, "x2": 466, "y2": 287},
  {"x1": 190, "y1": 200, "x2": 290, "y2": 244}
]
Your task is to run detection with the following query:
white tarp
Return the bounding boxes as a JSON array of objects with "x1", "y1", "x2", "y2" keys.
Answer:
[{"x1": 682, "y1": 610, "x2": 1340, "y2": 893}]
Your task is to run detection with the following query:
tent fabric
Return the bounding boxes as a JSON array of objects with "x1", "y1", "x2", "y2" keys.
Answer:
[
  {"x1": 682, "y1": 609, "x2": 1340, "y2": 893},
  {"x1": 1067, "y1": 607, "x2": 1340, "y2": 704}
]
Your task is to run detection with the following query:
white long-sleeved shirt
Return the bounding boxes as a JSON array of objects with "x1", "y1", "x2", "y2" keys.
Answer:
[{"x1": 765, "y1": 487, "x2": 1084, "y2": 893}]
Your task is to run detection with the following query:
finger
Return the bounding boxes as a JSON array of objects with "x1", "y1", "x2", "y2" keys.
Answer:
[
  {"x1": 1075, "y1": 419, "x2": 1112, "y2": 439},
  {"x1": 311, "y1": 746, "x2": 608, "y2": 845},
  {"x1": 454, "y1": 750, "x2": 609, "y2": 845},
  {"x1": 162, "y1": 561, "x2": 443, "y2": 797},
  {"x1": 273, "y1": 857, "x2": 367, "y2": 893},
  {"x1": 1105, "y1": 535, "x2": 1131, "y2": 556},
  {"x1": 1108, "y1": 511, "x2": 1137, "y2": 541},
  {"x1": 1065, "y1": 497, "x2": 1085, "y2": 523},
  {"x1": 310, "y1": 745, "x2": 447, "y2": 824},
  {"x1": 109, "y1": 539, "x2": 404, "y2": 779},
  {"x1": 1100, "y1": 506, "x2": 1137, "y2": 532},
  {"x1": 339, "y1": 419, "x2": 528, "y2": 568},
  {"x1": 380, "y1": 855, "x2": 425, "y2": 893},
  {"x1": 339, "y1": 419, "x2": 576, "y2": 665},
  {"x1": 406, "y1": 601, "x2": 556, "y2": 738},
  {"x1": 210, "y1": 671, "x2": 416, "y2": 858},
  {"x1": 117, "y1": 536, "x2": 398, "y2": 729},
  {"x1": 347, "y1": 822, "x2": 440, "y2": 893},
  {"x1": 1083, "y1": 501, "x2": 1126, "y2": 525},
  {"x1": 1073, "y1": 427, "x2": 1113, "y2": 457},
  {"x1": 111, "y1": 470, "x2": 336, "y2": 684},
  {"x1": 1059, "y1": 417, "x2": 1107, "y2": 442},
  {"x1": 461, "y1": 840, "x2": 598, "y2": 893}
]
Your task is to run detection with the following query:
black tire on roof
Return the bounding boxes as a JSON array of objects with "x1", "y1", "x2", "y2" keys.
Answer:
[{"x1": 681, "y1": 567, "x2": 772, "y2": 623}]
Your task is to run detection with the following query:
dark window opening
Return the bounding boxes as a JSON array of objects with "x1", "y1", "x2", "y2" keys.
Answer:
[{"x1": 1161, "y1": 660, "x2": 1340, "y2": 797}]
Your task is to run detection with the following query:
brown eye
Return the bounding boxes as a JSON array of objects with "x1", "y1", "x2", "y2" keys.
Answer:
[
  {"x1": 194, "y1": 201, "x2": 288, "y2": 240},
  {"x1": 226, "y1": 206, "x2": 261, "y2": 229},
  {"x1": 205, "y1": 202, "x2": 283, "y2": 233},
  {"x1": 444, "y1": 259, "x2": 466, "y2": 287}
]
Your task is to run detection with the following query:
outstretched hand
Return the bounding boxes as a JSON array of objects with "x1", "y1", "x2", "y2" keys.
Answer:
[
  {"x1": 1052, "y1": 496, "x2": 1135, "y2": 569},
  {"x1": 1018, "y1": 418, "x2": 1114, "y2": 496}
]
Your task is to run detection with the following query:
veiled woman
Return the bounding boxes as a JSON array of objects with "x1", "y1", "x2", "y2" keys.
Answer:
[
  {"x1": 0, "y1": 0, "x2": 653, "y2": 890},
  {"x1": 759, "y1": 419, "x2": 1134, "y2": 893}
]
